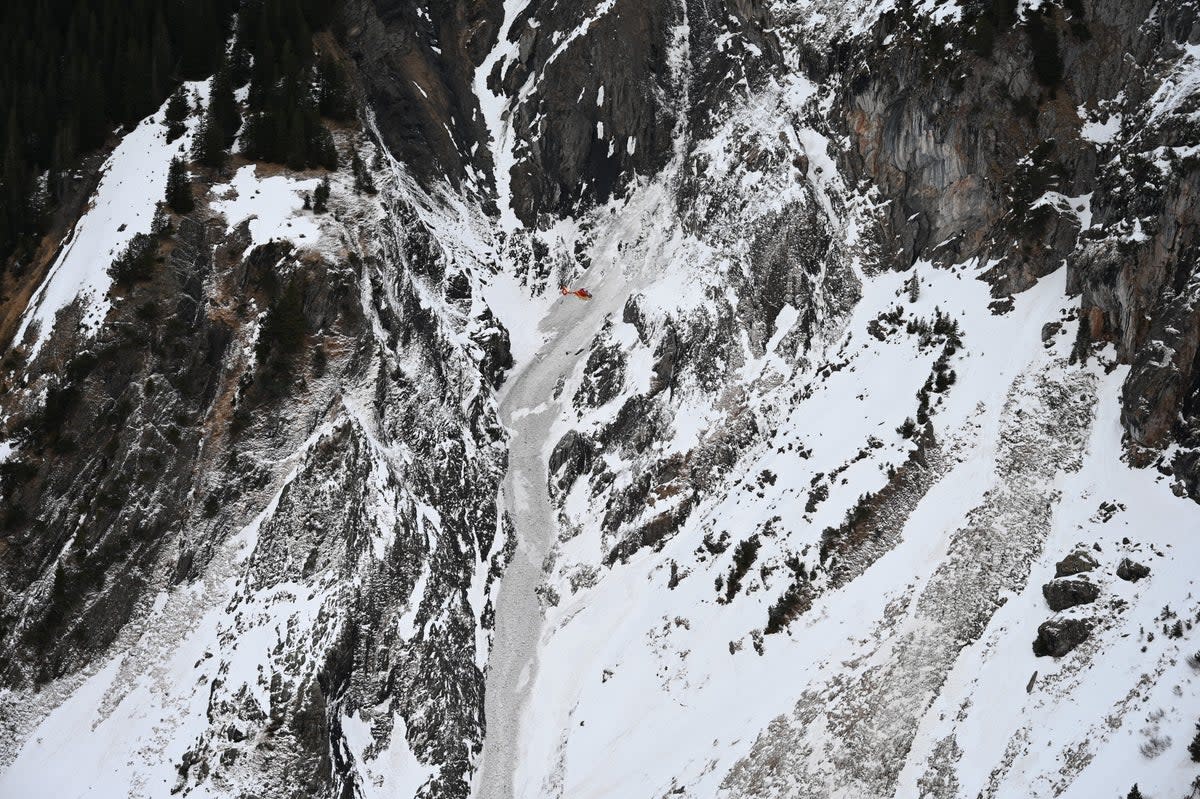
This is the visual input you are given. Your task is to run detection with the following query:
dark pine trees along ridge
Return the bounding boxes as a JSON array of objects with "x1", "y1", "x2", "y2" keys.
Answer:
[{"x1": 0, "y1": 0, "x2": 351, "y2": 276}]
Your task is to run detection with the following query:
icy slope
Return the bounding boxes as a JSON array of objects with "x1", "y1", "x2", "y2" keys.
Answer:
[
  {"x1": 465, "y1": 1, "x2": 1200, "y2": 792},
  {"x1": 501, "y1": 257, "x2": 1200, "y2": 799},
  {"x1": 475, "y1": 230, "x2": 642, "y2": 799}
]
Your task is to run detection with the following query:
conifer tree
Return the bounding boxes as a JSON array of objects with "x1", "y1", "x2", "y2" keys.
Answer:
[
  {"x1": 49, "y1": 121, "x2": 78, "y2": 200},
  {"x1": 317, "y1": 53, "x2": 356, "y2": 121},
  {"x1": 165, "y1": 157, "x2": 194, "y2": 214},
  {"x1": 285, "y1": 107, "x2": 308, "y2": 171},
  {"x1": 108, "y1": 233, "x2": 158, "y2": 285},
  {"x1": 0, "y1": 0, "x2": 243, "y2": 265},
  {"x1": 229, "y1": 36, "x2": 252, "y2": 88},
  {"x1": 192, "y1": 107, "x2": 227, "y2": 169},
  {"x1": 150, "y1": 11, "x2": 172, "y2": 97},
  {"x1": 164, "y1": 87, "x2": 190, "y2": 143},
  {"x1": 119, "y1": 34, "x2": 151, "y2": 123},
  {"x1": 311, "y1": 122, "x2": 339, "y2": 171},
  {"x1": 173, "y1": 0, "x2": 225, "y2": 79},
  {"x1": 78, "y1": 71, "x2": 109, "y2": 151},
  {"x1": 312, "y1": 176, "x2": 330, "y2": 213},
  {"x1": 28, "y1": 174, "x2": 51, "y2": 228},
  {"x1": 351, "y1": 148, "x2": 376, "y2": 194},
  {"x1": 232, "y1": 0, "x2": 345, "y2": 171},
  {"x1": 2, "y1": 110, "x2": 28, "y2": 231},
  {"x1": 210, "y1": 57, "x2": 241, "y2": 146}
]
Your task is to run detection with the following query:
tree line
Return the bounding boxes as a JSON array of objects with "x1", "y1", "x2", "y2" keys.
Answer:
[{"x1": 0, "y1": 0, "x2": 351, "y2": 274}]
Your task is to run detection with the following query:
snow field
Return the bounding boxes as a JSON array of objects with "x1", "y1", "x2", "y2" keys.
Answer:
[{"x1": 507, "y1": 254, "x2": 1200, "y2": 798}]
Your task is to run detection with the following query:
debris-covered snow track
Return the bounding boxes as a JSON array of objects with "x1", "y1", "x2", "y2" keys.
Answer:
[{"x1": 476, "y1": 264, "x2": 638, "y2": 799}]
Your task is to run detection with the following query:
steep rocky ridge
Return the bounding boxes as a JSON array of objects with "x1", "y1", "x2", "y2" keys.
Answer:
[
  {"x1": 2, "y1": 1, "x2": 1200, "y2": 798},
  {"x1": 0, "y1": 110, "x2": 511, "y2": 796}
]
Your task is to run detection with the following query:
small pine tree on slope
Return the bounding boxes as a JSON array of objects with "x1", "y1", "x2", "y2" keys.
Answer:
[
  {"x1": 164, "y1": 87, "x2": 189, "y2": 143},
  {"x1": 164, "y1": 157, "x2": 194, "y2": 214}
]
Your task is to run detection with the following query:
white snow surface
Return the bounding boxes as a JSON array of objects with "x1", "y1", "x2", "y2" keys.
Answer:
[
  {"x1": 473, "y1": 0, "x2": 537, "y2": 231},
  {"x1": 1149, "y1": 42, "x2": 1200, "y2": 122},
  {"x1": 464, "y1": 27, "x2": 1200, "y2": 797},
  {"x1": 210, "y1": 165, "x2": 322, "y2": 248},
  {"x1": 1080, "y1": 112, "x2": 1123, "y2": 144},
  {"x1": 479, "y1": 268, "x2": 554, "y2": 370}
]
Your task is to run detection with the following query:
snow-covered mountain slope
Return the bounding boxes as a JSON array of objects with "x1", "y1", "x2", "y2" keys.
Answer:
[
  {"x1": 0, "y1": 70, "x2": 513, "y2": 797},
  {"x1": 516, "y1": 254, "x2": 1200, "y2": 799},
  {"x1": 2, "y1": 0, "x2": 1200, "y2": 798}
]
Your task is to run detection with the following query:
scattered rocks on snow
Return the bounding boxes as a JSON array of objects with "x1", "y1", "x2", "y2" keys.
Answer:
[
  {"x1": 1117, "y1": 557, "x2": 1151, "y2": 582},
  {"x1": 1033, "y1": 618, "x2": 1092, "y2": 658},
  {"x1": 1055, "y1": 551, "x2": 1099, "y2": 577},
  {"x1": 1042, "y1": 578, "x2": 1100, "y2": 611}
]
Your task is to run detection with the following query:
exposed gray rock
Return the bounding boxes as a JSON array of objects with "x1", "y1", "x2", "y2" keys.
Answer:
[
  {"x1": 496, "y1": 0, "x2": 777, "y2": 224},
  {"x1": 724, "y1": 369, "x2": 1098, "y2": 797},
  {"x1": 338, "y1": 0, "x2": 501, "y2": 192},
  {"x1": 574, "y1": 325, "x2": 626, "y2": 409},
  {"x1": 790, "y1": 0, "x2": 1200, "y2": 493},
  {"x1": 548, "y1": 430, "x2": 595, "y2": 494},
  {"x1": 3, "y1": 1, "x2": 1200, "y2": 796},
  {"x1": 1042, "y1": 578, "x2": 1100, "y2": 611},
  {"x1": 1116, "y1": 557, "x2": 1151, "y2": 582},
  {"x1": 1032, "y1": 618, "x2": 1091, "y2": 658},
  {"x1": 1055, "y1": 550, "x2": 1099, "y2": 577},
  {"x1": 0, "y1": 134, "x2": 509, "y2": 796}
]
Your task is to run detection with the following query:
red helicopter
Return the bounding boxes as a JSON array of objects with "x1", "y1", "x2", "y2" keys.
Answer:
[{"x1": 560, "y1": 285, "x2": 592, "y2": 300}]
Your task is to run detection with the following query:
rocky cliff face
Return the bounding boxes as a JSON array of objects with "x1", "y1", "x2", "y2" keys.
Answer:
[
  {"x1": 0, "y1": 107, "x2": 510, "y2": 796},
  {"x1": 339, "y1": 0, "x2": 501, "y2": 192},
  {"x1": 803, "y1": 0, "x2": 1200, "y2": 498},
  {"x1": 2, "y1": 1, "x2": 1200, "y2": 798}
]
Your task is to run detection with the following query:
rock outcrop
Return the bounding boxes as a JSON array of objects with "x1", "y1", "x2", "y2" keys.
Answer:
[
  {"x1": 1055, "y1": 550, "x2": 1099, "y2": 577},
  {"x1": 1033, "y1": 618, "x2": 1092, "y2": 658},
  {"x1": 2, "y1": 1, "x2": 1200, "y2": 798},
  {"x1": 1117, "y1": 557, "x2": 1152, "y2": 582},
  {"x1": 1042, "y1": 577, "x2": 1100, "y2": 611},
  {"x1": 0, "y1": 124, "x2": 510, "y2": 797}
]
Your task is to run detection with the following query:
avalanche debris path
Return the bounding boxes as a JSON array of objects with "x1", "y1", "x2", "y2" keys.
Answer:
[{"x1": 475, "y1": 263, "x2": 636, "y2": 799}]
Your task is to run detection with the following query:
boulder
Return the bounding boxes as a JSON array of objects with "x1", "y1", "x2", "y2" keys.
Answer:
[
  {"x1": 1116, "y1": 557, "x2": 1151, "y2": 582},
  {"x1": 1033, "y1": 618, "x2": 1091, "y2": 658},
  {"x1": 1042, "y1": 578, "x2": 1100, "y2": 611},
  {"x1": 1055, "y1": 551, "x2": 1099, "y2": 577}
]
